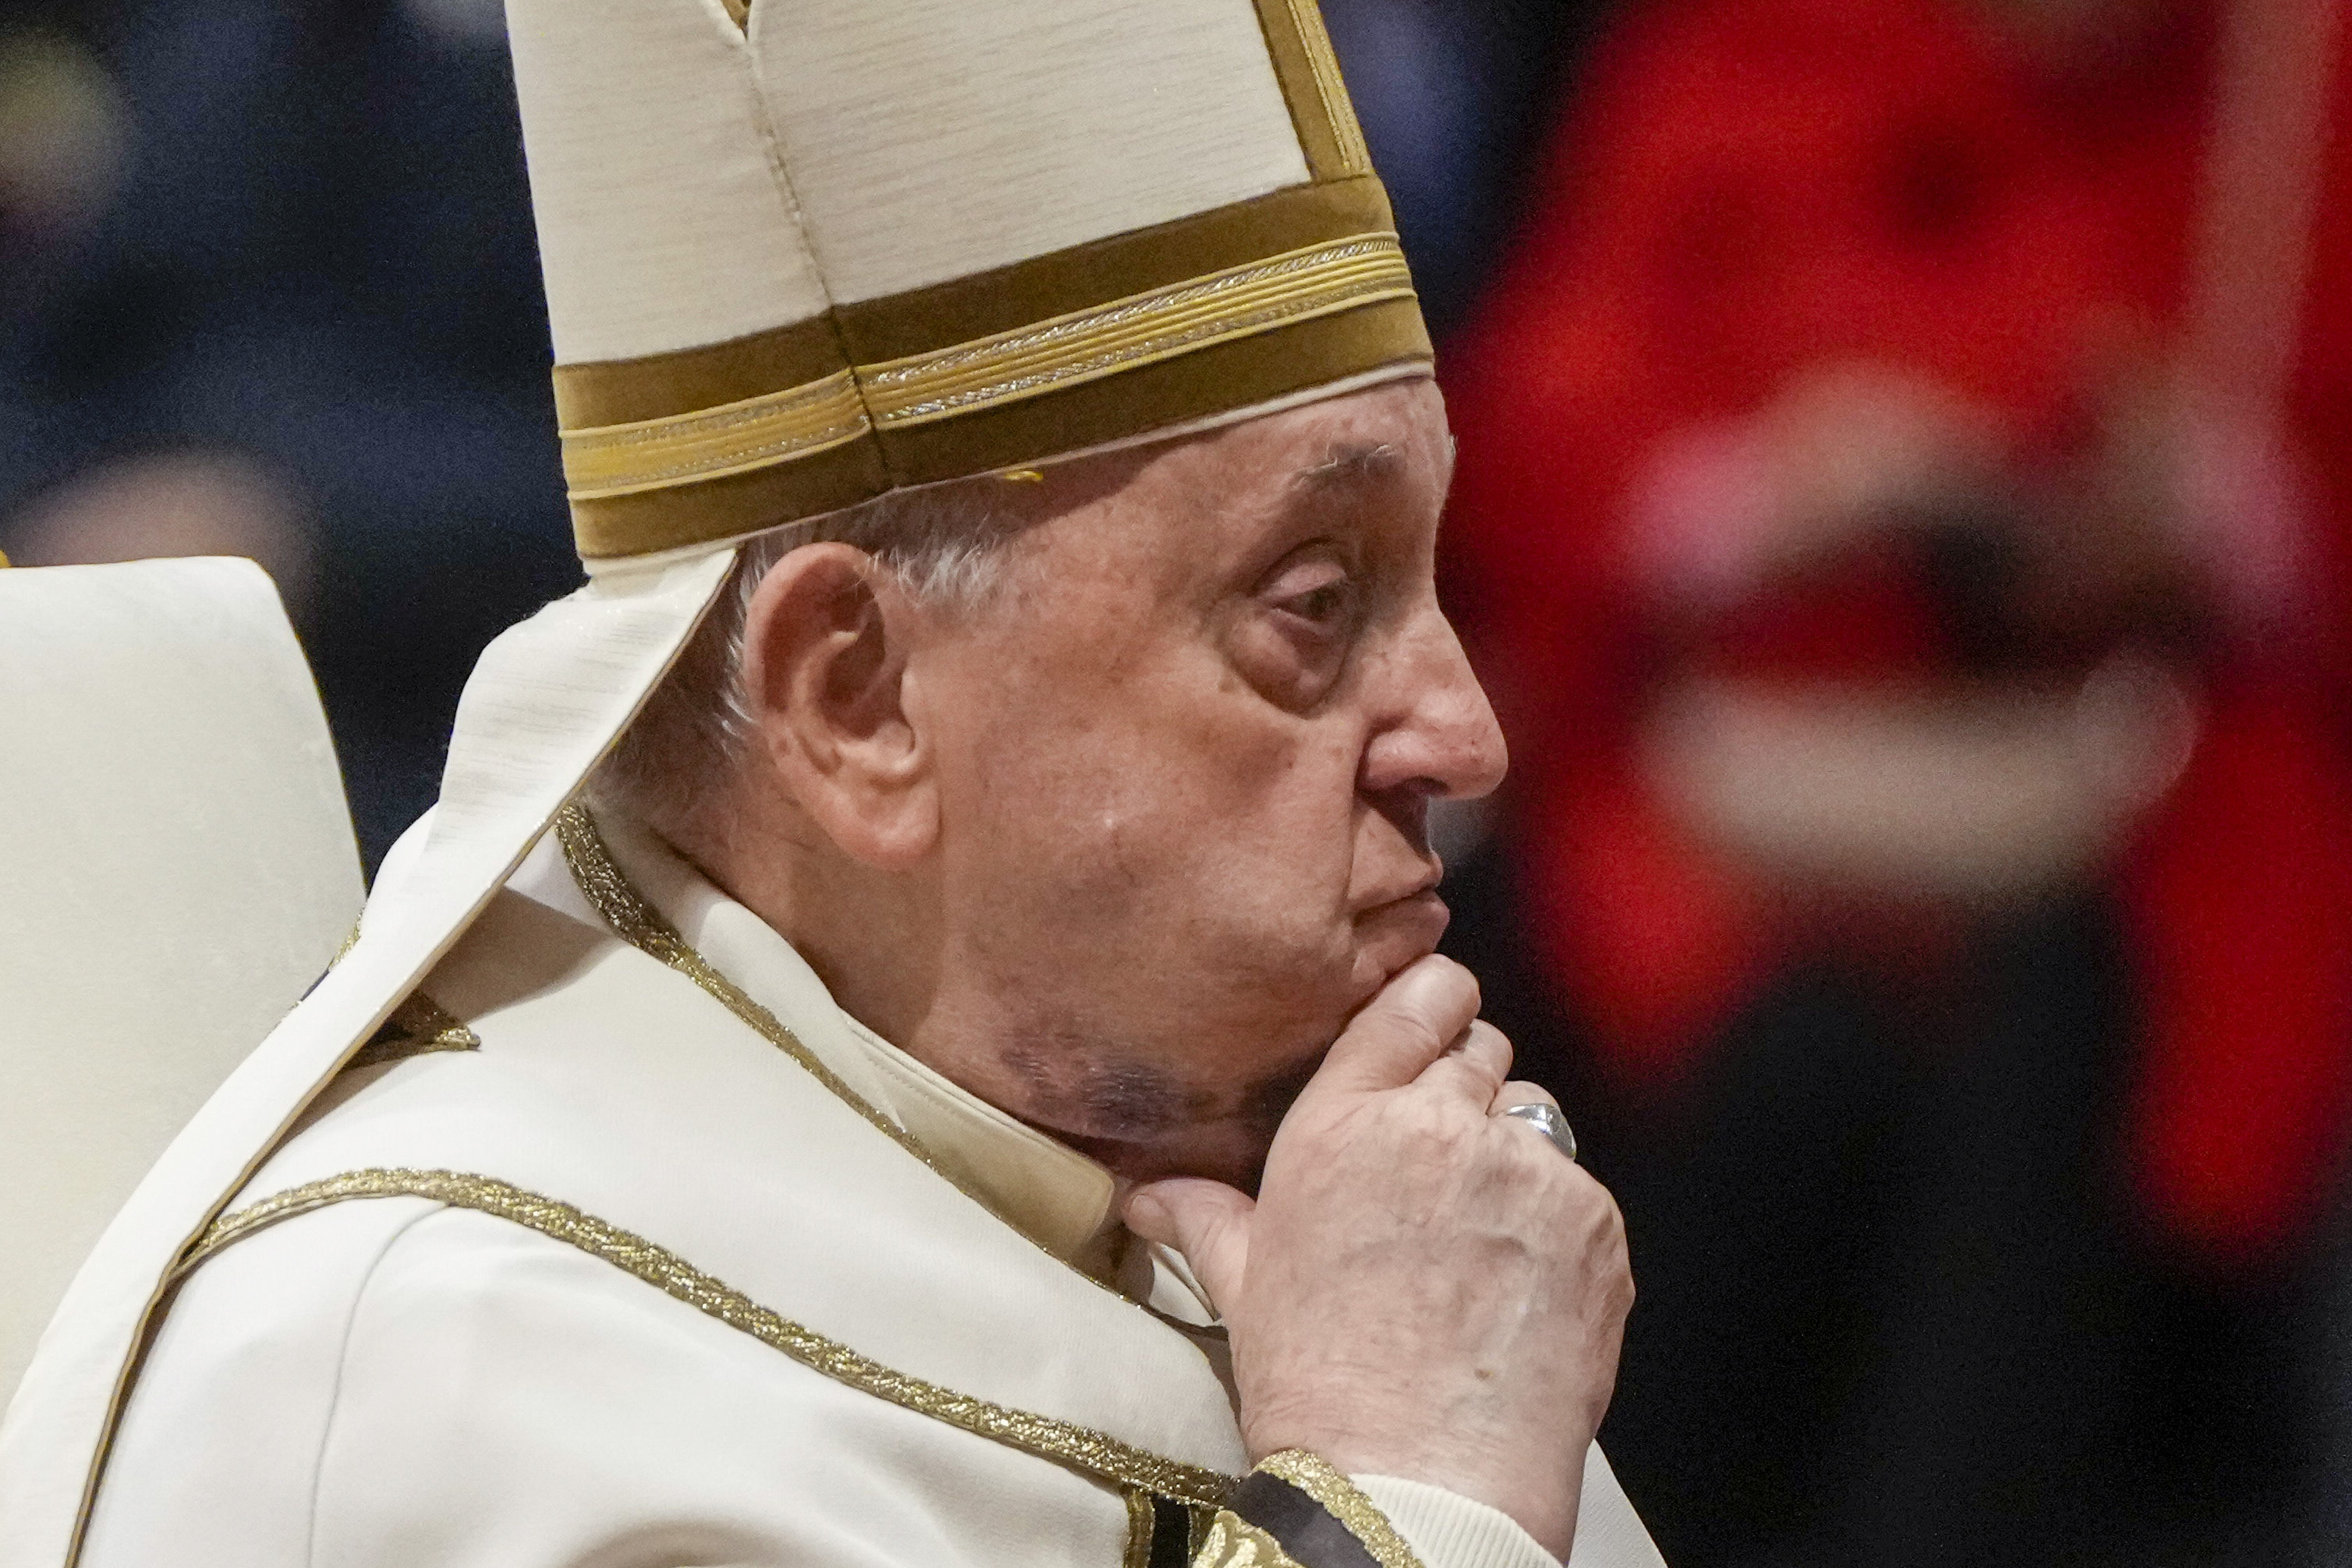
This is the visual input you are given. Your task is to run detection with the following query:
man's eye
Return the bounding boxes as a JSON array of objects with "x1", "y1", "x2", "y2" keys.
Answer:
[
  {"x1": 1266, "y1": 561, "x2": 1355, "y2": 628},
  {"x1": 1230, "y1": 559, "x2": 1359, "y2": 708},
  {"x1": 1283, "y1": 581, "x2": 1350, "y2": 624}
]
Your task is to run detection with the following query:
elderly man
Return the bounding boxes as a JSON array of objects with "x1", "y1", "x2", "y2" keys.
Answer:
[{"x1": 0, "y1": 3, "x2": 1661, "y2": 1566}]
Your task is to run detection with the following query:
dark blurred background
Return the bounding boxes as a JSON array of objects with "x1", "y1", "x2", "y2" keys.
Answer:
[{"x1": 5, "y1": 0, "x2": 2350, "y2": 1563}]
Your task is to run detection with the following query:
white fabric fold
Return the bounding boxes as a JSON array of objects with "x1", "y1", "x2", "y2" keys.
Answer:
[{"x1": 0, "y1": 550, "x2": 736, "y2": 1568}]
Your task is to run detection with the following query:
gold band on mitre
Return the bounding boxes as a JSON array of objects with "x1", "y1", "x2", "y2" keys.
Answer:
[
  {"x1": 854, "y1": 232, "x2": 1413, "y2": 430},
  {"x1": 554, "y1": 176, "x2": 1430, "y2": 561},
  {"x1": 560, "y1": 372, "x2": 868, "y2": 503}
]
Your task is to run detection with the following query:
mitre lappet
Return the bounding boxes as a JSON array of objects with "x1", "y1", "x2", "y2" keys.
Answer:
[{"x1": 0, "y1": 3, "x2": 1658, "y2": 1565}]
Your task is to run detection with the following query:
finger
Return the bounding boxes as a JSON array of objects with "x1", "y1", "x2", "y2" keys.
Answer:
[
  {"x1": 1307, "y1": 955, "x2": 1482, "y2": 1099},
  {"x1": 1414, "y1": 1018, "x2": 1514, "y2": 1105},
  {"x1": 1488, "y1": 1078, "x2": 1558, "y2": 1116},
  {"x1": 1123, "y1": 1178, "x2": 1255, "y2": 1313}
]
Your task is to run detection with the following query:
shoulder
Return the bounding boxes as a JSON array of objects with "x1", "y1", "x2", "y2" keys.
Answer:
[
  {"x1": 84, "y1": 1195, "x2": 938, "y2": 1568},
  {"x1": 81, "y1": 1197, "x2": 444, "y2": 1566},
  {"x1": 110, "y1": 1192, "x2": 807, "y2": 1436},
  {"x1": 85, "y1": 1201, "x2": 706, "y2": 1556}
]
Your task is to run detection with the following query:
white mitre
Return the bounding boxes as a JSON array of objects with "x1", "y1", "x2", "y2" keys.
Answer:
[{"x1": 0, "y1": 0, "x2": 1435, "y2": 1560}]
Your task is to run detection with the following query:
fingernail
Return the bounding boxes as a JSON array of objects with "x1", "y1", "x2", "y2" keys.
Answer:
[{"x1": 1123, "y1": 1191, "x2": 1168, "y2": 1236}]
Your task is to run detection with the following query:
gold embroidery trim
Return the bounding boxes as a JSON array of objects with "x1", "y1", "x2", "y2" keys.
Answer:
[
  {"x1": 345, "y1": 990, "x2": 482, "y2": 1071},
  {"x1": 1254, "y1": 1451, "x2": 1425, "y2": 1568},
  {"x1": 1284, "y1": 0, "x2": 1372, "y2": 177},
  {"x1": 857, "y1": 234, "x2": 1411, "y2": 428},
  {"x1": 551, "y1": 804, "x2": 941, "y2": 1173},
  {"x1": 181, "y1": 1167, "x2": 1235, "y2": 1508},
  {"x1": 1194, "y1": 1511, "x2": 1308, "y2": 1568},
  {"x1": 560, "y1": 369, "x2": 869, "y2": 502},
  {"x1": 1125, "y1": 1487, "x2": 1161, "y2": 1568},
  {"x1": 556, "y1": 804, "x2": 1164, "y2": 1313}
]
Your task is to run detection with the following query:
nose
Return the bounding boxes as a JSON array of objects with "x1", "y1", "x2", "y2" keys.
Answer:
[{"x1": 1360, "y1": 601, "x2": 1509, "y2": 803}]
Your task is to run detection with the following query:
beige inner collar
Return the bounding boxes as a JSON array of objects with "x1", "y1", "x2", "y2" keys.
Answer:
[{"x1": 575, "y1": 811, "x2": 1126, "y2": 1275}]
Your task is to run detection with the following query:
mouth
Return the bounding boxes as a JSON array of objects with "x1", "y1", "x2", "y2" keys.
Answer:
[{"x1": 1354, "y1": 887, "x2": 1451, "y2": 988}]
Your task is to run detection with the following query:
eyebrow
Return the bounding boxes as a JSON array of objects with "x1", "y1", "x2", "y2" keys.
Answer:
[{"x1": 1291, "y1": 440, "x2": 1401, "y2": 491}]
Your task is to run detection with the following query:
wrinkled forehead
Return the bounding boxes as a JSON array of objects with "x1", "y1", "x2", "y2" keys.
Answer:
[
  {"x1": 1120, "y1": 374, "x2": 1448, "y2": 512},
  {"x1": 1159, "y1": 375, "x2": 1452, "y2": 540},
  {"x1": 987, "y1": 377, "x2": 1451, "y2": 602}
]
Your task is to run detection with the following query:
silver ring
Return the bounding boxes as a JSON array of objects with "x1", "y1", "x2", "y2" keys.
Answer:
[{"x1": 1500, "y1": 1101, "x2": 1578, "y2": 1162}]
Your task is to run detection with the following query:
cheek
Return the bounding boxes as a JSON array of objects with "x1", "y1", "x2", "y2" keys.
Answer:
[
  {"x1": 945, "y1": 702, "x2": 1389, "y2": 1111},
  {"x1": 952, "y1": 697, "x2": 1363, "y2": 938},
  {"x1": 937, "y1": 713, "x2": 1162, "y2": 947}
]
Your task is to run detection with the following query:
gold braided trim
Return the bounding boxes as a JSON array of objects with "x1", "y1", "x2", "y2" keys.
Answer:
[
  {"x1": 550, "y1": 804, "x2": 938, "y2": 1172},
  {"x1": 180, "y1": 1168, "x2": 1236, "y2": 1508},
  {"x1": 856, "y1": 234, "x2": 1414, "y2": 428},
  {"x1": 554, "y1": 804, "x2": 1161, "y2": 1313},
  {"x1": 560, "y1": 369, "x2": 869, "y2": 502},
  {"x1": 1254, "y1": 1452, "x2": 1425, "y2": 1568},
  {"x1": 1195, "y1": 1512, "x2": 1308, "y2": 1568},
  {"x1": 1285, "y1": 0, "x2": 1372, "y2": 177},
  {"x1": 1126, "y1": 1487, "x2": 1161, "y2": 1568}
]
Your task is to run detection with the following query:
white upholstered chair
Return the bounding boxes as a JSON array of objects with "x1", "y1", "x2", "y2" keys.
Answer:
[{"x1": 0, "y1": 557, "x2": 363, "y2": 1413}]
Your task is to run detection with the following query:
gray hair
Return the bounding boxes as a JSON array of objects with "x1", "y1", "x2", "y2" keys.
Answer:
[{"x1": 591, "y1": 476, "x2": 1037, "y2": 833}]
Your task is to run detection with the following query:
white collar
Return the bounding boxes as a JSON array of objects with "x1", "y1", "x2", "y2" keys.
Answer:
[{"x1": 506, "y1": 809, "x2": 1127, "y2": 1275}]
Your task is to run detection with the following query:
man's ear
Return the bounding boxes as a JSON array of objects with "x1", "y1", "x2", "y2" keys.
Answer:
[{"x1": 738, "y1": 543, "x2": 939, "y2": 867}]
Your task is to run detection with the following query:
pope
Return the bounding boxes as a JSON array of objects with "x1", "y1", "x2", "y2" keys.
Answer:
[{"x1": 0, "y1": 3, "x2": 1663, "y2": 1567}]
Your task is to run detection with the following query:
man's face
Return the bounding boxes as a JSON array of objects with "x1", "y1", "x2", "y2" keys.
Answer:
[{"x1": 908, "y1": 378, "x2": 1505, "y2": 1186}]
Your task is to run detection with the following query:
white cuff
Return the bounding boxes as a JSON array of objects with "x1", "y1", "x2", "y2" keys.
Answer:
[{"x1": 1349, "y1": 1474, "x2": 1557, "y2": 1568}]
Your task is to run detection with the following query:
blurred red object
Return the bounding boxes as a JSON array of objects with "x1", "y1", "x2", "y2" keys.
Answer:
[{"x1": 1443, "y1": 0, "x2": 2352, "y2": 1262}]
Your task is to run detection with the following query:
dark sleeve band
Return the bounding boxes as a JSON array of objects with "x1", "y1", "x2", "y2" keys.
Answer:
[
  {"x1": 1225, "y1": 1470, "x2": 1386, "y2": 1568},
  {"x1": 1206, "y1": 1450, "x2": 1428, "y2": 1568}
]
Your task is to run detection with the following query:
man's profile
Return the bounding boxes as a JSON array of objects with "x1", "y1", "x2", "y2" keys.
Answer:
[{"x1": 0, "y1": 3, "x2": 1662, "y2": 1566}]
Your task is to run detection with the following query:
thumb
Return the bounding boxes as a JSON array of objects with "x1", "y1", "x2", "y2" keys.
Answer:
[
  {"x1": 1308, "y1": 954, "x2": 1482, "y2": 1099},
  {"x1": 1123, "y1": 1177, "x2": 1254, "y2": 1313}
]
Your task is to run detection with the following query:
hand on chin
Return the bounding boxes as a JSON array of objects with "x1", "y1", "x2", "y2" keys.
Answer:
[{"x1": 1349, "y1": 889, "x2": 1450, "y2": 999}]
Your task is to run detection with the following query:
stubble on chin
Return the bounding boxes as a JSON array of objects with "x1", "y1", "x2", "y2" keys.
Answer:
[{"x1": 996, "y1": 1031, "x2": 1326, "y2": 1191}]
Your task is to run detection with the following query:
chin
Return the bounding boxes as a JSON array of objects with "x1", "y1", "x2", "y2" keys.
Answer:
[
  {"x1": 1004, "y1": 907, "x2": 1448, "y2": 1187},
  {"x1": 1046, "y1": 1032, "x2": 1328, "y2": 1191}
]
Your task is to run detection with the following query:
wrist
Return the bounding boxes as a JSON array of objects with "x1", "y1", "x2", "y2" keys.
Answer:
[
  {"x1": 1208, "y1": 1450, "x2": 1574, "y2": 1568},
  {"x1": 1216, "y1": 1450, "x2": 1425, "y2": 1568},
  {"x1": 1258, "y1": 1436, "x2": 1579, "y2": 1559}
]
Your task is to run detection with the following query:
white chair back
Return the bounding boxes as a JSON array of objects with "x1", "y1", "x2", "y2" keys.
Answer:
[{"x1": 0, "y1": 558, "x2": 363, "y2": 1413}]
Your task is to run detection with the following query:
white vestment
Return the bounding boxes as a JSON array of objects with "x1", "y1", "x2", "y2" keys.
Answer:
[{"x1": 78, "y1": 811, "x2": 1662, "y2": 1568}]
